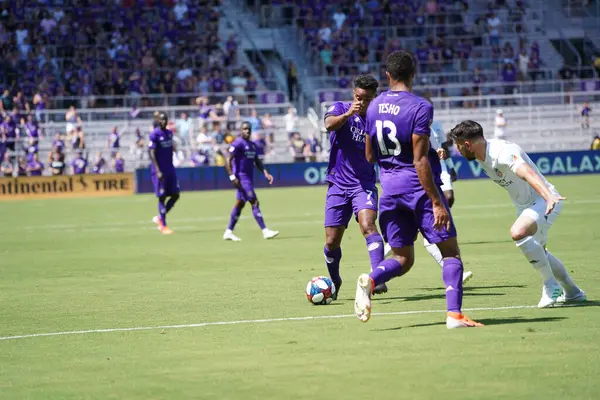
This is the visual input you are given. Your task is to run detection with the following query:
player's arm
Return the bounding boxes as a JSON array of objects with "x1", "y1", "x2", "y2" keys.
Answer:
[
  {"x1": 148, "y1": 138, "x2": 162, "y2": 180},
  {"x1": 514, "y1": 162, "x2": 565, "y2": 215},
  {"x1": 324, "y1": 103, "x2": 360, "y2": 131},
  {"x1": 255, "y1": 157, "x2": 274, "y2": 185},
  {"x1": 365, "y1": 131, "x2": 376, "y2": 163},
  {"x1": 225, "y1": 145, "x2": 241, "y2": 188}
]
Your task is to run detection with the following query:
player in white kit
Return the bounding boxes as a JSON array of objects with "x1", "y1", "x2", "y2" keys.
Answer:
[
  {"x1": 448, "y1": 120, "x2": 586, "y2": 308},
  {"x1": 383, "y1": 119, "x2": 474, "y2": 284}
]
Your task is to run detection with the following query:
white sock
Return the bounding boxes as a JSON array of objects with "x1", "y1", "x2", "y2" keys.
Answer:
[
  {"x1": 546, "y1": 250, "x2": 581, "y2": 297},
  {"x1": 516, "y1": 236, "x2": 558, "y2": 286},
  {"x1": 423, "y1": 237, "x2": 444, "y2": 268}
]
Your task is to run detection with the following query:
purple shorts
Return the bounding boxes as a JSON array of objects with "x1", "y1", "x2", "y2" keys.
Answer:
[
  {"x1": 236, "y1": 179, "x2": 257, "y2": 202},
  {"x1": 151, "y1": 172, "x2": 180, "y2": 197},
  {"x1": 379, "y1": 188, "x2": 457, "y2": 248},
  {"x1": 324, "y1": 183, "x2": 378, "y2": 228}
]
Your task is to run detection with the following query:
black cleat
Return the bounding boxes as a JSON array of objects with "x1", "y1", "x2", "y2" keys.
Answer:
[
  {"x1": 373, "y1": 283, "x2": 388, "y2": 295},
  {"x1": 332, "y1": 280, "x2": 342, "y2": 300}
]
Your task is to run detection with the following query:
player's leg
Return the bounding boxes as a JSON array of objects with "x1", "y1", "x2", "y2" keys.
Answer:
[
  {"x1": 354, "y1": 195, "x2": 416, "y2": 322},
  {"x1": 324, "y1": 184, "x2": 353, "y2": 297},
  {"x1": 547, "y1": 249, "x2": 586, "y2": 303},
  {"x1": 419, "y1": 192, "x2": 482, "y2": 328},
  {"x1": 511, "y1": 200, "x2": 566, "y2": 307},
  {"x1": 160, "y1": 179, "x2": 180, "y2": 234},
  {"x1": 249, "y1": 197, "x2": 279, "y2": 239},
  {"x1": 223, "y1": 191, "x2": 245, "y2": 241},
  {"x1": 354, "y1": 188, "x2": 386, "y2": 294}
]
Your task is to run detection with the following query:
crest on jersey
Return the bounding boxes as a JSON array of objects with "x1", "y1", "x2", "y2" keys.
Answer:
[
  {"x1": 494, "y1": 168, "x2": 502, "y2": 177},
  {"x1": 354, "y1": 116, "x2": 360, "y2": 122}
]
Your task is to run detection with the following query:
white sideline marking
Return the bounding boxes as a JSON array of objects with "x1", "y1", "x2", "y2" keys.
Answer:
[{"x1": 0, "y1": 305, "x2": 537, "y2": 342}]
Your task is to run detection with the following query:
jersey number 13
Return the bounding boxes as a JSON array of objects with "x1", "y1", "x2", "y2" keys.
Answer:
[{"x1": 375, "y1": 120, "x2": 401, "y2": 156}]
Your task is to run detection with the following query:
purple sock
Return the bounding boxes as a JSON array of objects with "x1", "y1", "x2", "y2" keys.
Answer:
[
  {"x1": 252, "y1": 204, "x2": 266, "y2": 230},
  {"x1": 365, "y1": 233, "x2": 384, "y2": 272},
  {"x1": 324, "y1": 246, "x2": 342, "y2": 284},
  {"x1": 369, "y1": 258, "x2": 402, "y2": 286},
  {"x1": 227, "y1": 207, "x2": 242, "y2": 230},
  {"x1": 165, "y1": 196, "x2": 178, "y2": 213},
  {"x1": 158, "y1": 199, "x2": 167, "y2": 226},
  {"x1": 442, "y1": 257, "x2": 463, "y2": 313}
]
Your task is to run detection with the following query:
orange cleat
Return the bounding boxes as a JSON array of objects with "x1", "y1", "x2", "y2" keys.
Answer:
[
  {"x1": 152, "y1": 216, "x2": 164, "y2": 230},
  {"x1": 446, "y1": 312, "x2": 484, "y2": 329},
  {"x1": 160, "y1": 226, "x2": 174, "y2": 235}
]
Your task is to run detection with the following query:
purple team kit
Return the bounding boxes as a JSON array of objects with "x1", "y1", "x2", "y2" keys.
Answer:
[
  {"x1": 149, "y1": 127, "x2": 179, "y2": 197},
  {"x1": 323, "y1": 102, "x2": 377, "y2": 228},
  {"x1": 229, "y1": 136, "x2": 259, "y2": 202},
  {"x1": 366, "y1": 90, "x2": 455, "y2": 248}
]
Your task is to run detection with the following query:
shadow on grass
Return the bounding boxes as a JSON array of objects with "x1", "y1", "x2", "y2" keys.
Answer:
[
  {"x1": 372, "y1": 291, "x2": 506, "y2": 302},
  {"x1": 271, "y1": 235, "x2": 314, "y2": 240},
  {"x1": 377, "y1": 316, "x2": 567, "y2": 331},
  {"x1": 461, "y1": 239, "x2": 514, "y2": 246},
  {"x1": 418, "y1": 285, "x2": 527, "y2": 292}
]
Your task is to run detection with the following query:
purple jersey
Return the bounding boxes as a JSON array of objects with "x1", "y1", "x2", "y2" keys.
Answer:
[
  {"x1": 148, "y1": 127, "x2": 176, "y2": 175},
  {"x1": 26, "y1": 122, "x2": 39, "y2": 138},
  {"x1": 71, "y1": 157, "x2": 87, "y2": 175},
  {"x1": 324, "y1": 102, "x2": 375, "y2": 190},
  {"x1": 114, "y1": 158, "x2": 125, "y2": 173},
  {"x1": 28, "y1": 160, "x2": 44, "y2": 176},
  {"x1": 228, "y1": 137, "x2": 258, "y2": 181},
  {"x1": 365, "y1": 91, "x2": 441, "y2": 195},
  {"x1": 109, "y1": 131, "x2": 120, "y2": 148},
  {"x1": 93, "y1": 158, "x2": 106, "y2": 174}
]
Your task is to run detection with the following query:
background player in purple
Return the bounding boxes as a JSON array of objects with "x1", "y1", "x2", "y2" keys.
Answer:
[
  {"x1": 355, "y1": 51, "x2": 483, "y2": 329},
  {"x1": 322, "y1": 74, "x2": 387, "y2": 298},
  {"x1": 223, "y1": 122, "x2": 279, "y2": 241},
  {"x1": 149, "y1": 112, "x2": 180, "y2": 235}
]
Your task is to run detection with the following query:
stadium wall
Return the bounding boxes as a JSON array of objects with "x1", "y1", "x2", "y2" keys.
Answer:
[{"x1": 135, "y1": 150, "x2": 600, "y2": 194}]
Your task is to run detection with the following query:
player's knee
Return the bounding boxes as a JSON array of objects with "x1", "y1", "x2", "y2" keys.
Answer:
[
  {"x1": 171, "y1": 193, "x2": 180, "y2": 202},
  {"x1": 325, "y1": 234, "x2": 342, "y2": 249},
  {"x1": 510, "y1": 226, "x2": 529, "y2": 242},
  {"x1": 236, "y1": 200, "x2": 246, "y2": 210},
  {"x1": 359, "y1": 220, "x2": 378, "y2": 236}
]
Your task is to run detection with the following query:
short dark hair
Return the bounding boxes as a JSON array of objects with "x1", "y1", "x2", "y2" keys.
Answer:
[
  {"x1": 448, "y1": 120, "x2": 485, "y2": 142},
  {"x1": 241, "y1": 121, "x2": 252, "y2": 130},
  {"x1": 386, "y1": 51, "x2": 416, "y2": 83},
  {"x1": 353, "y1": 74, "x2": 379, "y2": 92}
]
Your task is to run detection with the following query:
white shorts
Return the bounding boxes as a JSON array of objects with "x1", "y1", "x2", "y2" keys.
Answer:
[
  {"x1": 440, "y1": 170, "x2": 453, "y2": 192},
  {"x1": 518, "y1": 197, "x2": 563, "y2": 246}
]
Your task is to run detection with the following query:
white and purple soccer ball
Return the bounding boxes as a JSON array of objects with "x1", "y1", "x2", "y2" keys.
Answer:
[{"x1": 306, "y1": 276, "x2": 336, "y2": 305}]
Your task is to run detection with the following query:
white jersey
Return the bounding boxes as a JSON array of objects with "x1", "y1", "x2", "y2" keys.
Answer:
[
  {"x1": 477, "y1": 139, "x2": 557, "y2": 209},
  {"x1": 430, "y1": 121, "x2": 448, "y2": 174}
]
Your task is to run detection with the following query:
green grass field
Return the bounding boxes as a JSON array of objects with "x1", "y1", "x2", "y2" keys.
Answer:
[{"x1": 1, "y1": 175, "x2": 599, "y2": 399}]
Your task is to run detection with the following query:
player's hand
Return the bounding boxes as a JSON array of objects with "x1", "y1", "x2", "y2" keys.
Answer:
[
  {"x1": 449, "y1": 168, "x2": 458, "y2": 182},
  {"x1": 232, "y1": 178, "x2": 241, "y2": 189},
  {"x1": 264, "y1": 171, "x2": 274, "y2": 185},
  {"x1": 437, "y1": 148, "x2": 449, "y2": 160},
  {"x1": 345, "y1": 101, "x2": 362, "y2": 117},
  {"x1": 545, "y1": 194, "x2": 566, "y2": 215},
  {"x1": 432, "y1": 202, "x2": 451, "y2": 232},
  {"x1": 156, "y1": 170, "x2": 164, "y2": 182}
]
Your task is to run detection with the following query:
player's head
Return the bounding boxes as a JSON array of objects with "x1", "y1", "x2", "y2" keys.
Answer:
[
  {"x1": 448, "y1": 120, "x2": 485, "y2": 161},
  {"x1": 157, "y1": 112, "x2": 168, "y2": 129},
  {"x1": 385, "y1": 51, "x2": 416, "y2": 87},
  {"x1": 240, "y1": 121, "x2": 252, "y2": 139},
  {"x1": 352, "y1": 74, "x2": 378, "y2": 116}
]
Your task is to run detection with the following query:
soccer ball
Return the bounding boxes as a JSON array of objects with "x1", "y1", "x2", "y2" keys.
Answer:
[{"x1": 306, "y1": 276, "x2": 336, "y2": 305}]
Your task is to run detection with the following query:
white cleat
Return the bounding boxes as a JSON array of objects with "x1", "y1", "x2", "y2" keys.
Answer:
[
  {"x1": 152, "y1": 216, "x2": 162, "y2": 230},
  {"x1": 223, "y1": 229, "x2": 242, "y2": 241},
  {"x1": 384, "y1": 243, "x2": 392, "y2": 257},
  {"x1": 446, "y1": 312, "x2": 484, "y2": 329},
  {"x1": 537, "y1": 283, "x2": 563, "y2": 308},
  {"x1": 462, "y1": 271, "x2": 474, "y2": 284},
  {"x1": 354, "y1": 273, "x2": 374, "y2": 323},
  {"x1": 262, "y1": 228, "x2": 279, "y2": 239},
  {"x1": 556, "y1": 290, "x2": 587, "y2": 305}
]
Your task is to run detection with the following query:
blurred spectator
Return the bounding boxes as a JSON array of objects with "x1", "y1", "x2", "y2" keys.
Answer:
[
  {"x1": 17, "y1": 156, "x2": 28, "y2": 177},
  {"x1": 487, "y1": 11, "x2": 501, "y2": 46},
  {"x1": 50, "y1": 151, "x2": 66, "y2": 176},
  {"x1": 230, "y1": 71, "x2": 247, "y2": 95},
  {"x1": 191, "y1": 148, "x2": 210, "y2": 166},
  {"x1": 528, "y1": 53, "x2": 543, "y2": 81},
  {"x1": 134, "y1": 129, "x2": 145, "y2": 160},
  {"x1": 93, "y1": 152, "x2": 106, "y2": 174},
  {"x1": 223, "y1": 96, "x2": 240, "y2": 131},
  {"x1": 52, "y1": 134, "x2": 65, "y2": 154},
  {"x1": 24, "y1": 115, "x2": 41, "y2": 143},
  {"x1": 517, "y1": 48, "x2": 529, "y2": 80},
  {"x1": 196, "y1": 126, "x2": 213, "y2": 150},
  {"x1": 27, "y1": 153, "x2": 43, "y2": 177},
  {"x1": 176, "y1": 112, "x2": 193, "y2": 149},
  {"x1": 332, "y1": 7, "x2": 346, "y2": 31},
  {"x1": 289, "y1": 132, "x2": 307, "y2": 162},
  {"x1": 1, "y1": 153, "x2": 13, "y2": 177},
  {"x1": 108, "y1": 126, "x2": 121, "y2": 158},
  {"x1": 71, "y1": 150, "x2": 88, "y2": 175},
  {"x1": 113, "y1": 152, "x2": 125, "y2": 173},
  {"x1": 284, "y1": 107, "x2": 298, "y2": 135},
  {"x1": 1, "y1": 115, "x2": 18, "y2": 152},
  {"x1": 591, "y1": 135, "x2": 600, "y2": 150},
  {"x1": 247, "y1": 109, "x2": 263, "y2": 132},
  {"x1": 71, "y1": 127, "x2": 86, "y2": 151},
  {"x1": 65, "y1": 106, "x2": 82, "y2": 136},
  {"x1": 287, "y1": 61, "x2": 298, "y2": 101},
  {"x1": 209, "y1": 121, "x2": 225, "y2": 145},
  {"x1": 581, "y1": 102, "x2": 591, "y2": 128},
  {"x1": 305, "y1": 132, "x2": 322, "y2": 162},
  {"x1": 196, "y1": 97, "x2": 214, "y2": 129},
  {"x1": 494, "y1": 109, "x2": 507, "y2": 139}
]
